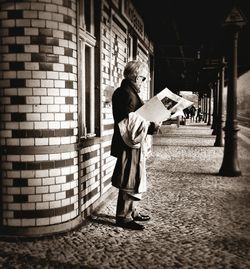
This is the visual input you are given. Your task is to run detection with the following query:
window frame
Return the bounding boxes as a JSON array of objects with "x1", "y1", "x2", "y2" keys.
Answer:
[
  {"x1": 78, "y1": 0, "x2": 97, "y2": 139},
  {"x1": 79, "y1": 0, "x2": 95, "y2": 35}
]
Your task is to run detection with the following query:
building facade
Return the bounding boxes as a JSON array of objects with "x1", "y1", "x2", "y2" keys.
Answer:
[{"x1": 0, "y1": 0, "x2": 154, "y2": 236}]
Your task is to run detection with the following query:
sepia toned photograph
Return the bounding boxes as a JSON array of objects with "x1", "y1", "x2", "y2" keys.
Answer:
[{"x1": 0, "y1": 0, "x2": 249, "y2": 268}]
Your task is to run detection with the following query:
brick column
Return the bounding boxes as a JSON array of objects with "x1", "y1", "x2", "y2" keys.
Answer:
[{"x1": 0, "y1": 0, "x2": 80, "y2": 236}]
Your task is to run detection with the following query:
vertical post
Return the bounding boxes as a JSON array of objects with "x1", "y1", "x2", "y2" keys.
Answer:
[
  {"x1": 207, "y1": 86, "x2": 212, "y2": 126},
  {"x1": 219, "y1": 6, "x2": 247, "y2": 176},
  {"x1": 211, "y1": 82, "x2": 217, "y2": 131},
  {"x1": 214, "y1": 58, "x2": 225, "y2": 146},
  {"x1": 203, "y1": 94, "x2": 206, "y2": 122},
  {"x1": 204, "y1": 93, "x2": 207, "y2": 123},
  {"x1": 212, "y1": 80, "x2": 219, "y2": 135},
  {"x1": 0, "y1": 171, "x2": 2, "y2": 227},
  {"x1": 196, "y1": 95, "x2": 201, "y2": 123},
  {"x1": 177, "y1": 116, "x2": 180, "y2": 128},
  {"x1": 200, "y1": 95, "x2": 204, "y2": 122},
  {"x1": 219, "y1": 31, "x2": 241, "y2": 175}
]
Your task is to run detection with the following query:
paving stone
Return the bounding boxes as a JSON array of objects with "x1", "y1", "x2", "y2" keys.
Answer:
[{"x1": 0, "y1": 123, "x2": 250, "y2": 268}]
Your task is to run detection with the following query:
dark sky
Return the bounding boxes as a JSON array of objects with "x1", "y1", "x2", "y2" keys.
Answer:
[{"x1": 132, "y1": 0, "x2": 249, "y2": 46}]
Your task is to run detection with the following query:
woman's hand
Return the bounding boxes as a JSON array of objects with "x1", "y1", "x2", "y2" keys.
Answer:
[
  {"x1": 148, "y1": 121, "x2": 162, "y2": 135},
  {"x1": 154, "y1": 121, "x2": 162, "y2": 133}
]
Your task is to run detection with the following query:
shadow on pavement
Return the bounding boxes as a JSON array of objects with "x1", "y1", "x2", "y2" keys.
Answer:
[{"x1": 89, "y1": 214, "x2": 116, "y2": 227}]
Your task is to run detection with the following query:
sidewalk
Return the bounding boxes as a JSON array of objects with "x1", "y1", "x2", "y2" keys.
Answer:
[{"x1": 0, "y1": 123, "x2": 249, "y2": 269}]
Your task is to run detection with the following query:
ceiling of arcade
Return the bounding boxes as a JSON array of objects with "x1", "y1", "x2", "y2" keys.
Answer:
[{"x1": 133, "y1": 0, "x2": 250, "y2": 94}]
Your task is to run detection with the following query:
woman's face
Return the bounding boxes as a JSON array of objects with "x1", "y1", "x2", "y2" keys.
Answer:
[{"x1": 135, "y1": 70, "x2": 148, "y2": 90}]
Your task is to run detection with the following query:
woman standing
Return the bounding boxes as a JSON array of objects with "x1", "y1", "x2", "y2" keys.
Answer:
[{"x1": 111, "y1": 60, "x2": 160, "y2": 230}]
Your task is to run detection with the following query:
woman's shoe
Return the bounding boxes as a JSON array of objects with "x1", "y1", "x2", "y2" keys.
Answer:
[
  {"x1": 132, "y1": 213, "x2": 150, "y2": 221},
  {"x1": 116, "y1": 220, "x2": 145, "y2": 230}
]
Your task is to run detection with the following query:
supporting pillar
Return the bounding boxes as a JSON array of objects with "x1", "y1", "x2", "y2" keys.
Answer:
[
  {"x1": 0, "y1": 0, "x2": 81, "y2": 236},
  {"x1": 204, "y1": 93, "x2": 208, "y2": 123},
  {"x1": 214, "y1": 58, "x2": 225, "y2": 146},
  {"x1": 177, "y1": 116, "x2": 180, "y2": 128},
  {"x1": 201, "y1": 95, "x2": 204, "y2": 122},
  {"x1": 219, "y1": 28, "x2": 244, "y2": 175},
  {"x1": 211, "y1": 81, "x2": 218, "y2": 134},
  {"x1": 196, "y1": 95, "x2": 201, "y2": 123},
  {"x1": 207, "y1": 86, "x2": 212, "y2": 126}
]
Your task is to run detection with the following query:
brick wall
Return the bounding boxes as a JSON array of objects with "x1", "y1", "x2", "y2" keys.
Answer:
[
  {"x1": 99, "y1": 0, "x2": 153, "y2": 194},
  {"x1": 0, "y1": 0, "x2": 154, "y2": 236},
  {"x1": 0, "y1": 0, "x2": 79, "y2": 235},
  {"x1": 98, "y1": 1, "x2": 128, "y2": 196}
]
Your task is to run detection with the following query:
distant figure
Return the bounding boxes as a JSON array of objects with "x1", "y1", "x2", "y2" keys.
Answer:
[
  {"x1": 183, "y1": 107, "x2": 190, "y2": 119},
  {"x1": 196, "y1": 105, "x2": 202, "y2": 122},
  {"x1": 190, "y1": 105, "x2": 196, "y2": 122}
]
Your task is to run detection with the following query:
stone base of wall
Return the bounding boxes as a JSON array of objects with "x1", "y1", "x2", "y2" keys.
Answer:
[
  {"x1": 0, "y1": 187, "x2": 116, "y2": 238},
  {"x1": 0, "y1": 216, "x2": 82, "y2": 238}
]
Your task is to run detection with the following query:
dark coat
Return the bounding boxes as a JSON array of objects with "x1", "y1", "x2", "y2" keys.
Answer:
[
  {"x1": 111, "y1": 79, "x2": 142, "y2": 157},
  {"x1": 111, "y1": 79, "x2": 155, "y2": 191}
]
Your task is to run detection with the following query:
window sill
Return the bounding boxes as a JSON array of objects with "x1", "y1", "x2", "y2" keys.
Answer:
[
  {"x1": 78, "y1": 134, "x2": 100, "y2": 148},
  {"x1": 77, "y1": 134, "x2": 113, "y2": 149},
  {"x1": 80, "y1": 133, "x2": 96, "y2": 140}
]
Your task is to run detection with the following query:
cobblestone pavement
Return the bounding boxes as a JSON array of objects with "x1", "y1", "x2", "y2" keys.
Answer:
[{"x1": 0, "y1": 123, "x2": 250, "y2": 269}]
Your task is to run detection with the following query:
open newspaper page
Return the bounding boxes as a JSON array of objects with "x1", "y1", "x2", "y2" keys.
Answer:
[{"x1": 135, "y1": 88, "x2": 193, "y2": 122}]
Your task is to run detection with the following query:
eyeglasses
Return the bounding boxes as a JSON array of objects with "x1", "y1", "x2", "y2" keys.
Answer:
[{"x1": 138, "y1": 76, "x2": 146, "y2": 82}]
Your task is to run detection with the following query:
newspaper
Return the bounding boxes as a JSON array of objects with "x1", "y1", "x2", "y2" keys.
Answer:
[{"x1": 135, "y1": 88, "x2": 193, "y2": 122}]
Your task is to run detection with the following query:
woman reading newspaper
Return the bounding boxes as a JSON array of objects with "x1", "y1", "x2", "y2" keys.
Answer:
[{"x1": 111, "y1": 60, "x2": 161, "y2": 230}]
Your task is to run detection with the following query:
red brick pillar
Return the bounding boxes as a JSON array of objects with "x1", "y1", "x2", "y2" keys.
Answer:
[{"x1": 0, "y1": 0, "x2": 80, "y2": 236}]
